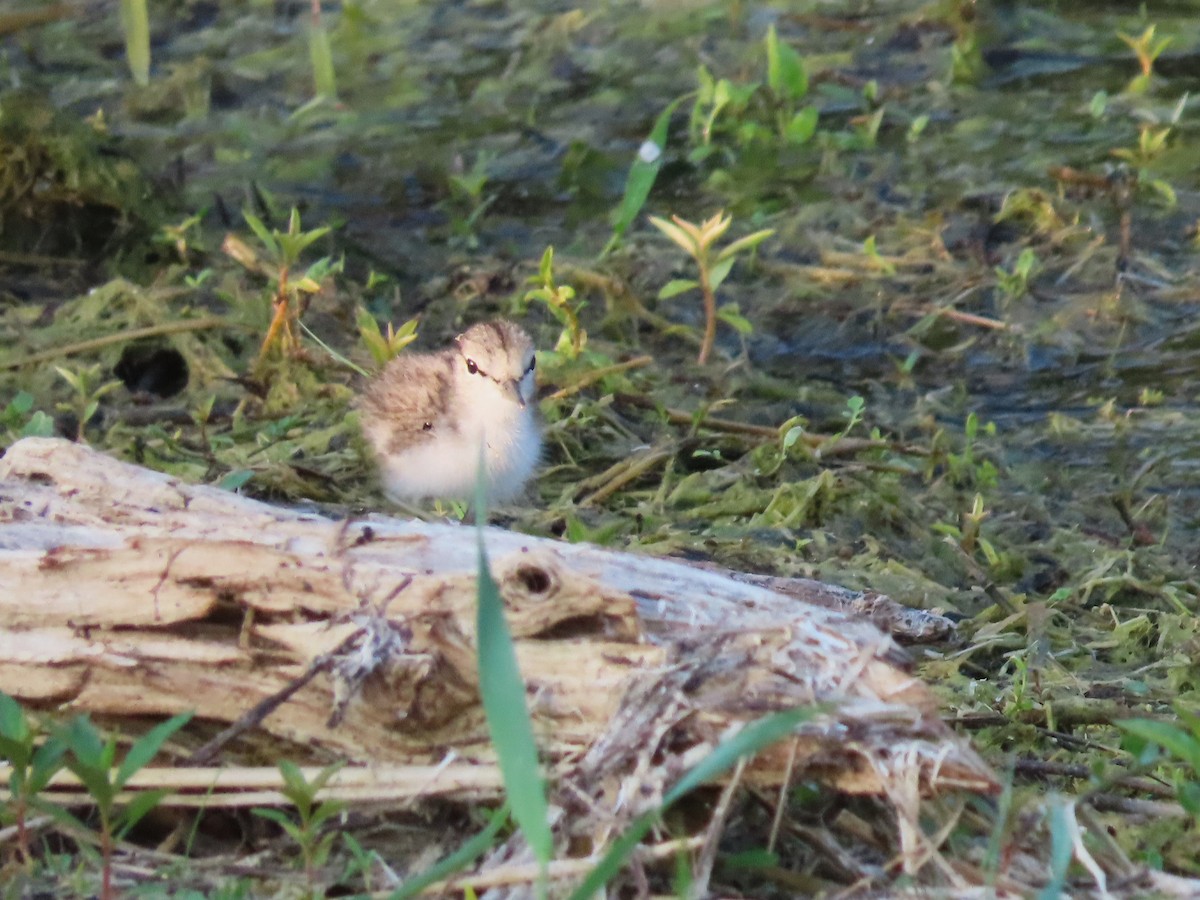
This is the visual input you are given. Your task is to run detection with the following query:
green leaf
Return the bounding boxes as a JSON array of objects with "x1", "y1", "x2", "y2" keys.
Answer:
[
  {"x1": 474, "y1": 455, "x2": 553, "y2": 869},
  {"x1": 242, "y1": 212, "x2": 279, "y2": 259},
  {"x1": 116, "y1": 788, "x2": 171, "y2": 838},
  {"x1": 309, "y1": 22, "x2": 337, "y2": 99},
  {"x1": 60, "y1": 715, "x2": 105, "y2": 768},
  {"x1": 0, "y1": 692, "x2": 29, "y2": 744},
  {"x1": 784, "y1": 106, "x2": 819, "y2": 144},
  {"x1": 648, "y1": 216, "x2": 696, "y2": 255},
  {"x1": 717, "y1": 228, "x2": 775, "y2": 262},
  {"x1": 252, "y1": 807, "x2": 294, "y2": 829},
  {"x1": 217, "y1": 469, "x2": 255, "y2": 492},
  {"x1": 119, "y1": 0, "x2": 151, "y2": 86},
  {"x1": 1036, "y1": 799, "x2": 1073, "y2": 900},
  {"x1": 717, "y1": 304, "x2": 754, "y2": 335},
  {"x1": 22, "y1": 411, "x2": 54, "y2": 438},
  {"x1": 387, "y1": 804, "x2": 509, "y2": 900},
  {"x1": 28, "y1": 737, "x2": 68, "y2": 793},
  {"x1": 1118, "y1": 719, "x2": 1200, "y2": 772},
  {"x1": 116, "y1": 711, "x2": 193, "y2": 789},
  {"x1": 765, "y1": 24, "x2": 807, "y2": 101},
  {"x1": 658, "y1": 279, "x2": 698, "y2": 300},
  {"x1": 708, "y1": 256, "x2": 735, "y2": 291},
  {"x1": 606, "y1": 96, "x2": 687, "y2": 251}
]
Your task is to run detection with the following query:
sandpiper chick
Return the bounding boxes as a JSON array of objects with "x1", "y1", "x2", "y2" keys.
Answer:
[{"x1": 359, "y1": 320, "x2": 541, "y2": 504}]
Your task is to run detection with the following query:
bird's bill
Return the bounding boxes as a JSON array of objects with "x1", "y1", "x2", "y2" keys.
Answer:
[{"x1": 506, "y1": 378, "x2": 526, "y2": 408}]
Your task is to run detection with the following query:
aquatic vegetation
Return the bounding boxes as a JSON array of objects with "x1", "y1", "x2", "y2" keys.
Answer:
[{"x1": 649, "y1": 211, "x2": 773, "y2": 364}]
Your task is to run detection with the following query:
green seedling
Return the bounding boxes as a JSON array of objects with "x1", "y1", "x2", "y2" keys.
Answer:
[
  {"x1": 690, "y1": 67, "x2": 757, "y2": 151},
  {"x1": 253, "y1": 760, "x2": 346, "y2": 893},
  {"x1": 1118, "y1": 25, "x2": 1172, "y2": 94},
  {"x1": 650, "y1": 211, "x2": 773, "y2": 364},
  {"x1": 862, "y1": 235, "x2": 896, "y2": 275},
  {"x1": 157, "y1": 210, "x2": 206, "y2": 263},
  {"x1": 0, "y1": 692, "x2": 68, "y2": 866},
  {"x1": 54, "y1": 364, "x2": 122, "y2": 441},
  {"x1": 447, "y1": 152, "x2": 497, "y2": 247},
  {"x1": 688, "y1": 27, "x2": 816, "y2": 154},
  {"x1": 995, "y1": 247, "x2": 1039, "y2": 303},
  {"x1": 223, "y1": 208, "x2": 338, "y2": 364},
  {"x1": 524, "y1": 246, "x2": 587, "y2": 358},
  {"x1": 1, "y1": 391, "x2": 55, "y2": 444},
  {"x1": 945, "y1": 411, "x2": 999, "y2": 490},
  {"x1": 826, "y1": 394, "x2": 865, "y2": 447},
  {"x1": 357, "y1": 309, "x2": 419, "y2": 369},
  {"x1": 52, "y1": 711, "x2": 193, "y2": 900},
  {"x1": 1111, "y1": 124, "x2": 1172, "y2": 169}
]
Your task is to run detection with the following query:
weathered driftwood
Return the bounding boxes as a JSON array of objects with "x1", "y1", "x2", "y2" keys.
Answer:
[{"x1": 0, "y1": 437, "x2": 996, "y2": 821}]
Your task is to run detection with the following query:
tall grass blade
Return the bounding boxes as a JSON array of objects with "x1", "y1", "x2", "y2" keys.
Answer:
[
  {"x1": 474, "y1": 452, "x2": 553, "y2": 873},
  {"x1": 604, "y1": 96, "x2": 686, "y2": 257},
  {"x1": 118, "y1": 0, "x2": 151, "y2": 86},
  {"x1": 309, "y1": 22, "x2": 338, "y2": 99},
  {"x1": 570, "y1": 707, "x2": 817, "y2": 898},
  {"x1": 388, "y1": 804, "x2": 510, "y2": 900}
]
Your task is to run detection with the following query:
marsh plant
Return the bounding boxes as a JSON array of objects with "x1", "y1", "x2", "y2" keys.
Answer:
[
  {"x1": 1119, "y1": 24, "x2": 1172, "y2": 94},
  {"x1": 55, "y1": 364, "x2": 122, "y2": 442},
  {"x1": 523, "y1": 246, "x2": 587, "y2": 359},
  {"x1": 253, "y1": 761, "x2": 347, "y2": 893},
  {"x1": 221, "y1": 208, "x2": 338, "y2": 364},
  {"x1": 650, "y1": 212, "x2": 772, "y2": 364},
  {"x1": 357, "y1": 310, "x2": 419, "y2": 369}
]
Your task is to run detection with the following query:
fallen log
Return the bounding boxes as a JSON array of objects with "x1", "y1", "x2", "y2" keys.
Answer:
[{"x1": 0, "y1": 436, "x2": 997, "y2": 851}]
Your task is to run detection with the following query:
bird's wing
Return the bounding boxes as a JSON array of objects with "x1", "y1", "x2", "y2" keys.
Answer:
[{"x1": 358, "y1": 351, "x2": 454, "y2": 453}]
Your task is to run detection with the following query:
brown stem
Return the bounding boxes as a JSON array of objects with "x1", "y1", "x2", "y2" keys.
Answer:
[{"x1": 698, "y1": 267, "x2": 716, "y2": 365}]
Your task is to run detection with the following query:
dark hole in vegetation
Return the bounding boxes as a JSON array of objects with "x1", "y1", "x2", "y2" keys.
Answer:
[{"x1": 114, "y1": 344, "x2": 189, "y2": 398}]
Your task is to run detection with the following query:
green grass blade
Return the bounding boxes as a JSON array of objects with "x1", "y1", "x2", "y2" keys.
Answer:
[
  {"x1": 309, "y1": 22, "x2": 338, "y2": 99},
  {"x1": 118, "y1": 0, "x2": 151, "y2": 86},
  {"x1": 474, "y1": 455, "x2": 553, "y2": 870},
  {"x1": 387, "y1": 804, "x2": 510, "y2": 900},
  {"x1": 1036, "y1": 798, "x2": 1072, "y2": 900},
  {"x1": 604, "y1": 96, "x2": 687, "y2": 255},
  {"x1": 115, "y1": 711, "x2": 193, "y2": 788},
  {"x1": 663, "y1": 707, "x2": 816, "y2": 805},
  {"x1": 571, "y1": 707, "x2": 817, "y2": 898},
  {"x1": 1118, "y1": 718, "x2": 1200, "y2": 772}
]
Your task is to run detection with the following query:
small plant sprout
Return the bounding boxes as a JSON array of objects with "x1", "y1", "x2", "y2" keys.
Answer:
[
  {"x1": 764, "y1": 25, "x2": 817, "y2": 143},
  {"x1": 649, "y1": 211, "x2": 773, "y2": 364},
  {"x1": 524, "y1": 246, "x2": 587, "y2": 358},
  {"x1": 253, "y1": 760, "x2": 347, "y2": 892},
  {"x1": 995, "y1": 247, "x2": 1039, "y2": 303},
  {"x1": 447, "y1": 151, "x2": 498, "y2": 246},
  {"x1": 0, "y1": 692, "x2": 67, "y2": 866},
  {"x1": 54, "y1": 364, "x2": 122, "y2": 441},
  {"x1": 357, "y1": 310, "x2": 419, "y2": 369},
  {"x1": 222, "y1": 208, "x2": 338, "y2": 364},
  {"x1": 1, "y1": 391, "x2": 54, "y2": 442},
  {"x1": 1111, "y1": 123, "x2": 1173, "y2": 169},
  {"x1": 1118, "y1": 25, "x2": 1172, "y2": 94},
  {"x1": 53, "y1": 711, "x2": 193, "y2": 900}
]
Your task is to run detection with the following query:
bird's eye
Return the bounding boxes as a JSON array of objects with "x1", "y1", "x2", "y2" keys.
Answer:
[
  {"x1": 526, "y1": 356, "x2": 536, "y2": 373},
  {"x1": 466, "y1": 359, "x2": 479, "y2": 375}
]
